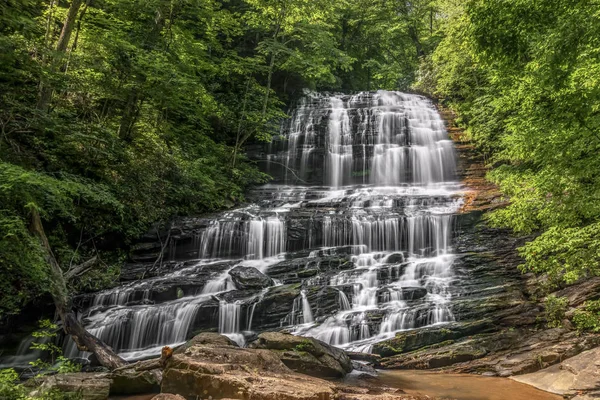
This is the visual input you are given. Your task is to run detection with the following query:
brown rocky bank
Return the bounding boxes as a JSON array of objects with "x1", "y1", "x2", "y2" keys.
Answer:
[{"x1": 31, "y1": 333, "x2": 428, "y2": 400}]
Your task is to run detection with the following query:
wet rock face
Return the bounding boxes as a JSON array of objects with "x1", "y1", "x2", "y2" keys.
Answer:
[
  {"x1": 228, "y1": 266, "x2": 274, "y2": 290},
  {"x1": 30, "y1": 90, "x2": 599, "y2": 380},
  {"x1": 249, "y1": 332, "x2": 353, "y2": 378}
]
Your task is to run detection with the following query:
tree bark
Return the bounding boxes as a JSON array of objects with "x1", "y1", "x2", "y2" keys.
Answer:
[
  {"x1": 56, "y1": 0, "x2": 84, "y2": 53},
  {"x1": 232, "y1": 78, "x2": 251, "y2": 169},
  {"x1": 261, "y1": 2, "x2": 287, "y2": 119},
  {"x1": 64, "y1": 256, "x2": 98, "y2": 280},
  {"x1": 29, "y1": 209, "x2": 127, "y2": 370},
  {"x1": 37, "y1": 0, "x2": 84, "y2": 112}
]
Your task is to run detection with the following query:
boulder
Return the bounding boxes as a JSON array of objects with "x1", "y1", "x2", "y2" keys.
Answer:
[
  {"x1": 175, "y1": 332, "x2": 238, "y2": 355},
  {"x1": 229, "y1": 266, "x2": 274, "y2": 290},
  {"x1": 24, "y1": 373, "x2": 111, "y2": 400},
  {"x1": 372, "y1": 321, "x2": 492, "y2": 357},
  {"x1": 510, "y1": 346, "x2": 600, "y2": 396},
  {"x1": 384, "y1": 253, "x2": 405, "y2": 264},
  {"x1": 162, "y1": 333, "x2": 337, "y2": 400},
  {"x1": 346, "y1": 351, "x2": 382, "y2": 365},
  {"x1": 248, "y1": 284, "x2": 301, "y2": 330},
  {"x1": 249, "y1": 332, "x2": 353, "y2": 378},
  {"x1": 152, "y1": 394, "x2": 187, "y2": 400},
  {"x1": 110, "y1": 369, "x2": 161, "y2": 395}
]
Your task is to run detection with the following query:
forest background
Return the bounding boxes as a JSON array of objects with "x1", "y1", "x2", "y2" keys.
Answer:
[{"x1": 1, "y1": 0, "x2": 599, "y2": 331}]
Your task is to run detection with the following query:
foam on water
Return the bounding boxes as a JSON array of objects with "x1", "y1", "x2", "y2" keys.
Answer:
[{"x1": 47, "y1": 90, "x2": 464, "y2": 362}]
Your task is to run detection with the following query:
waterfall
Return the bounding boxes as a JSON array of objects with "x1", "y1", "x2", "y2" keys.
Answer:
[
  {"x1": 219, "y1": 301, "x2": 241, "y2": 334},
  {"x1": 51, "y1": 91, "x2": 462, "y2": 364},
  {"x1": 338, "y1": 291, "x2": 351, "y2": 311},
  {"x1": 301, "y1": 290, "x2": 314, "y2": 324},
  {"x1": 200, "y1": 215, "x2": 286, "y2": 260}
]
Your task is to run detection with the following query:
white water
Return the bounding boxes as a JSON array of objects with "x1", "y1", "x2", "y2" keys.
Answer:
[{"x1": 40, "y1": 91, "x2": 463, "y2": 364}]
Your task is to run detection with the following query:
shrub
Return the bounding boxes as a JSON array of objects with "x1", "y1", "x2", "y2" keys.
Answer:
[
  {"x1": 573, "y1": 300, "x2": 600, "y2": 332},
  {"x1": 544, "y1": 295, "x2": 569, "y2": 328}
]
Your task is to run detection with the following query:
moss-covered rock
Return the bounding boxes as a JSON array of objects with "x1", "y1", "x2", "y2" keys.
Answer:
[{"x1": 249, "y1": 332, "x2": 353, "y2": 378}]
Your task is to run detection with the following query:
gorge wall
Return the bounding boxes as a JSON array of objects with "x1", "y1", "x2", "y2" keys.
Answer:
[{"x1": 2, "y1": 91, "x2": 598, "y2": 378}]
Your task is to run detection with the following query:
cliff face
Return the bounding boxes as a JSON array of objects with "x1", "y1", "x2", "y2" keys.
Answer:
[
  {"x1": 371, "y1": 105, "x2": 600, "y2": 377},
  {"x1": 4, "y1": 93, "x2": 597, "y2": 383}
]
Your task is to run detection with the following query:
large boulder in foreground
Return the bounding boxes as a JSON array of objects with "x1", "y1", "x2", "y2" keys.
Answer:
[
  {"x1": 249, "y1": 332, "x2": 353, "y2": 378},
  {"x1": 27, "y1": 333, "x2": 424, "y2": 400},
  {"x1": 228, "y1": 266, "x2": 274, "y2": 290},
  {"x1": 162, "y1": 333, "x2": 337, "y2": 400},
  {"x1": 24, "y1": 373, "x2": 111, "y2": 400},
  {"x1": 24, "y1": 369, "x2": 161, "y2": 399}
]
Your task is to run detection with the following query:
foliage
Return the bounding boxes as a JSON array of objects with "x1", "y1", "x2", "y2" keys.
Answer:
[
  {"x1": 1, "y1": 0, "x2": 441, "y2": 318},
  {"x1": 0, "y1": 320, "x2": 81, "y2": 399},
  {"x1": 420, "y1": 0, "x2": 600, "y2": 287},
  {"x1": 0, "y1": 368, "x2": 25, "y2": 400},
  {"x1": 28, "y1": 320, "x2": 81, "y2": 375},
  {"x1": 544, "y1": 295, "x2": 569, "y2": 328},
  {"x1": 0, "y1": 368, "x2": 80, "y2": 399},
  {"x1": 573, "y1": 300, "x2": 600, "y2": 332}
]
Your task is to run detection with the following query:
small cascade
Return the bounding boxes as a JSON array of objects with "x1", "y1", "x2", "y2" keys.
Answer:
[
  {"x1": 200, "y1": 215, "x2": 286, "y2": 260},
  {"x1": 202, "y1": 270, "x2": 235, "y2": 294},
  {"x1": 0, "y1": 335, "x2": 48, "y2": 368},
  {"x1": 48, "y1": 91, "x2": 465, "y2": 364},
  {"x1": 218, "y1": 300, "x2": 244, "y2": 347},
  {"x1": 219, "y1": 301, "x2": 241, "y2": 334},
  {"x1": 338, "y1": 290, "x2": 351, "y2": 311},
  {"x1": 300, "y1": 290, "x2": 314, "y2": 324}
]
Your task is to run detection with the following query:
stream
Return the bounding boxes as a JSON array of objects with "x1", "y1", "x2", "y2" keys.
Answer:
[{"x1": 376, "y1": 370, "x2": 561, "y2": 400}]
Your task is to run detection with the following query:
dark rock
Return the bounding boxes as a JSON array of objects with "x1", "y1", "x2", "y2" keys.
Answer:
[
  {"x1": 267, "y1": 254, "x2": 354, "y2": 285},
  {"x1": 384, "y1": 253, "x2": 406, "y2": 264},
  {"x1": 372, "y1": 320, "x2": 494, "y2": 357},
  {"x1": 249, "y1": 332, "x2": 353, "y2": 378},
  {"x1": 250, "y1": 284, "x2": 301, "y2": 330},
  {"x1": 110, "y1": 369, "x2": 161, "y2": 395},
  {"x1": 346, "y1": 351, "x2": 382, "y2": 365},
  {"x1": 229, "y1": 266, "x2": 274, "y2": 290}
]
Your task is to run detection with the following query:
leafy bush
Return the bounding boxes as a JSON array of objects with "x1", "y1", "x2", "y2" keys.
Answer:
[
  {"x1": 28, "y1": 320, "x2": 81, "y2": 375},
  {"x1": 573, "y1": 300, "x2": 600, "y2": 332},
  {"x1": 544, "y1": 295, "x2": 569, "y2": 328}
]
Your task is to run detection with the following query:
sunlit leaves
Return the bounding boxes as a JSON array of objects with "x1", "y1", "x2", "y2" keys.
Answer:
[{"x1": 426, "y1": 0, "x2": 600, "y2": 284}]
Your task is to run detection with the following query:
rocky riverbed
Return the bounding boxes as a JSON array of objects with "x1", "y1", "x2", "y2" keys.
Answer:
[{"x1": 2, "y1": 92, "x2": 599, "y2": 399}]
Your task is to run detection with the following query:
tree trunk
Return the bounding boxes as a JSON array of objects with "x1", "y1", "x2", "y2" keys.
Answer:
[
  {"x1": 29, "y1": 209, "x2": 127, "y2": 370},
  {"x1": 408, "y1": 25, "x2": 424, "y2": 58},
  {"x1": 57, "y1": 0, "x2": 84, "y2": 53},
  {"x1": 262, "y1": 47, "x2": 277, "y2": 118},
  {"x1": 37, "y1": 0, "x2": 84, "y2": 112},
  {"x1": 118, "y1": 89, "x2": 140, "y2": 141},
  {"x1": 261, "y1": 3, "x2": 286, "y2": 119},
  {"x1": 232, "y1": 79, "x2": 251, "y2": 169}
]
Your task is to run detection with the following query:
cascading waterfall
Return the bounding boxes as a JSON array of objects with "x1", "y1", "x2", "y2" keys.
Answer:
[
  {"x1": 49, "y1": 90, "x2": 463, "y2": 364},
  {"x1": 301, "y1": 290, "x2": 314, "y2": 324}
]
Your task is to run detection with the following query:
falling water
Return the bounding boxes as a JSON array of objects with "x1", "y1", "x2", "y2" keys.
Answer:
[
  {"x1": 219, "y1": 301, "x2": 241, "y2": 334},
  {"x1": 41, "y1": 91, "x2": 463, "y2": 364},
  {"x1": 301, "y1": 290, "x2": 314, "y2": 323}
]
